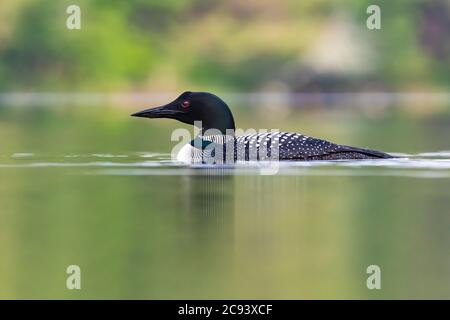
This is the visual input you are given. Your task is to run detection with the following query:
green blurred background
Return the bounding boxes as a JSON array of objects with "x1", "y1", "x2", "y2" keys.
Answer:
[
  {"x1": 0, "y1": 0, "x2": 449, "y2": 92},
  {"x1": 1, "y1": 0, "x2": 450, "y2": 300}
]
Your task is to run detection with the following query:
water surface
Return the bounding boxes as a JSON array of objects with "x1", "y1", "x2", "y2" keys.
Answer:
[{"x1": 1, "y1": 105, "x2": 450, "y2": 299}]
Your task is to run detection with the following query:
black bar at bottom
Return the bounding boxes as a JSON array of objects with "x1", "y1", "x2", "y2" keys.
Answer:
[{"x1": 0, "y1": 300, "x2": 446, "y2": 318}]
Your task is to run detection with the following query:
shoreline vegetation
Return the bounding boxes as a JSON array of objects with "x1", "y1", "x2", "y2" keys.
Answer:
[
  {"x1": 0, "y1": 1, "x2": 449, "y2": 95},
  {"x1": 0, "y1": 92, "x2": 448, "y2": 118}
]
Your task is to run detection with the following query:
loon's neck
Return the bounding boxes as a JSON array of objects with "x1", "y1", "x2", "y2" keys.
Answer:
[
  {"x1": 190, "y1": 135, "x2": 213, "y2": 149},
  {"x1": 190, "y1": 133, "x2": 234, "y2": 149},
  {"x1": 177, "y1": 134, "x2": 232, "y2": 164}
]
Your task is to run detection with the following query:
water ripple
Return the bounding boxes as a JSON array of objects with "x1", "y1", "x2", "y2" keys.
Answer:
[{"x1": 1, "y1": 151, "x2": 450, "y2": 178}]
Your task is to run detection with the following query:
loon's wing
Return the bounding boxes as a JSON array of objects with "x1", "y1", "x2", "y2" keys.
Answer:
[
  {"x1": 236, "y1": 132, "x2": 392, "y2": 160},
  {"x1": 277, "y1": 132, "x2": 392, "y2": 160}
]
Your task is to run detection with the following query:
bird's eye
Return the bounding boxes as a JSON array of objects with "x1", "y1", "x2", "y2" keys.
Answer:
[{"x1": 181, "y1": 100, "x2": 190, "y2": 108}]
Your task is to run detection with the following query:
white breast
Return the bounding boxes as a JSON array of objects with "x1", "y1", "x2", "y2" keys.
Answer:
[{"x1": 176, "y1": 144, "x2": 195, "y2": 163}]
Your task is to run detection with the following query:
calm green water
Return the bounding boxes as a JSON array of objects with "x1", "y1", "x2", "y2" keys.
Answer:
[{"x1": 1, "y1": 105, "x2": 450, "y2": 299}]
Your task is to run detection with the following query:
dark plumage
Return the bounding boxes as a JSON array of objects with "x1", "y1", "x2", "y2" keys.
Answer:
[
  {"x1": 132, "y1": 92, "x2": 392, "y2": 162},
  {"x1": 235, "y1": 132, "x2": 391, "y2": 161}
]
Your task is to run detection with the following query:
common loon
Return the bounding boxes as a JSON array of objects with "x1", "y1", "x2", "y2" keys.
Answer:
[{"x1": 131, "y1": 91, "x2": 392, "y2": 163}]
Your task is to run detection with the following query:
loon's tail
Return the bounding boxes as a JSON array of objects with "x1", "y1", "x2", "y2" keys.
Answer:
[{"x1": 340, "y1": 145, "x2": 394, "y2": 159}]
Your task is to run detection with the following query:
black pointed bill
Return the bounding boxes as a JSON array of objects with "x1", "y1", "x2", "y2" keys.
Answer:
[{"x1": 131, "y1": 104, "x2": 183, "y2": 119}]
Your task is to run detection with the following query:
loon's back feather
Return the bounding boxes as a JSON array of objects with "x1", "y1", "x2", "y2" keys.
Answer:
[
  {"x1": 195, "y1": 132, "x2": 392, "y2": 162},
  {"x1": 334, "y1": 144, "x2": 393, "y2": 159}
]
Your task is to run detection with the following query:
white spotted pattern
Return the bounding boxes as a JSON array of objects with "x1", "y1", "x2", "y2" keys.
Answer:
[{"x1": 180, "y1": 132, "x2": 391, "y2": 163}]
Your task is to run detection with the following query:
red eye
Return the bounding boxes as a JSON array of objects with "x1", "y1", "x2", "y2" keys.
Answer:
[{"x1": 181, "y1": 100, "x2": 190, "y2": 108}]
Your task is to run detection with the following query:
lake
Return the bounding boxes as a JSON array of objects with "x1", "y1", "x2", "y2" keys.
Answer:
[{"x1": 1, "y1": 102, "x2": 450, "y2": 299}]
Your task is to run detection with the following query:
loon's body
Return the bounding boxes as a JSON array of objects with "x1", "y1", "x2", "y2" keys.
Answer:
[{"x1": 132, "y1": 92, "x2": 392, "y2": 163}]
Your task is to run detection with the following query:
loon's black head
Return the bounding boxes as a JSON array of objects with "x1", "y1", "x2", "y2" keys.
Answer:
[{"x1": 131, "y1": 91, "x2": 235, "y2": 134}]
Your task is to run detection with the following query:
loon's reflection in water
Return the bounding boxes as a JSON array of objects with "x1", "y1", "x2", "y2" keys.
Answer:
[{"x1": 179, "y1": 167, "x2": 236, "y2": 244}]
